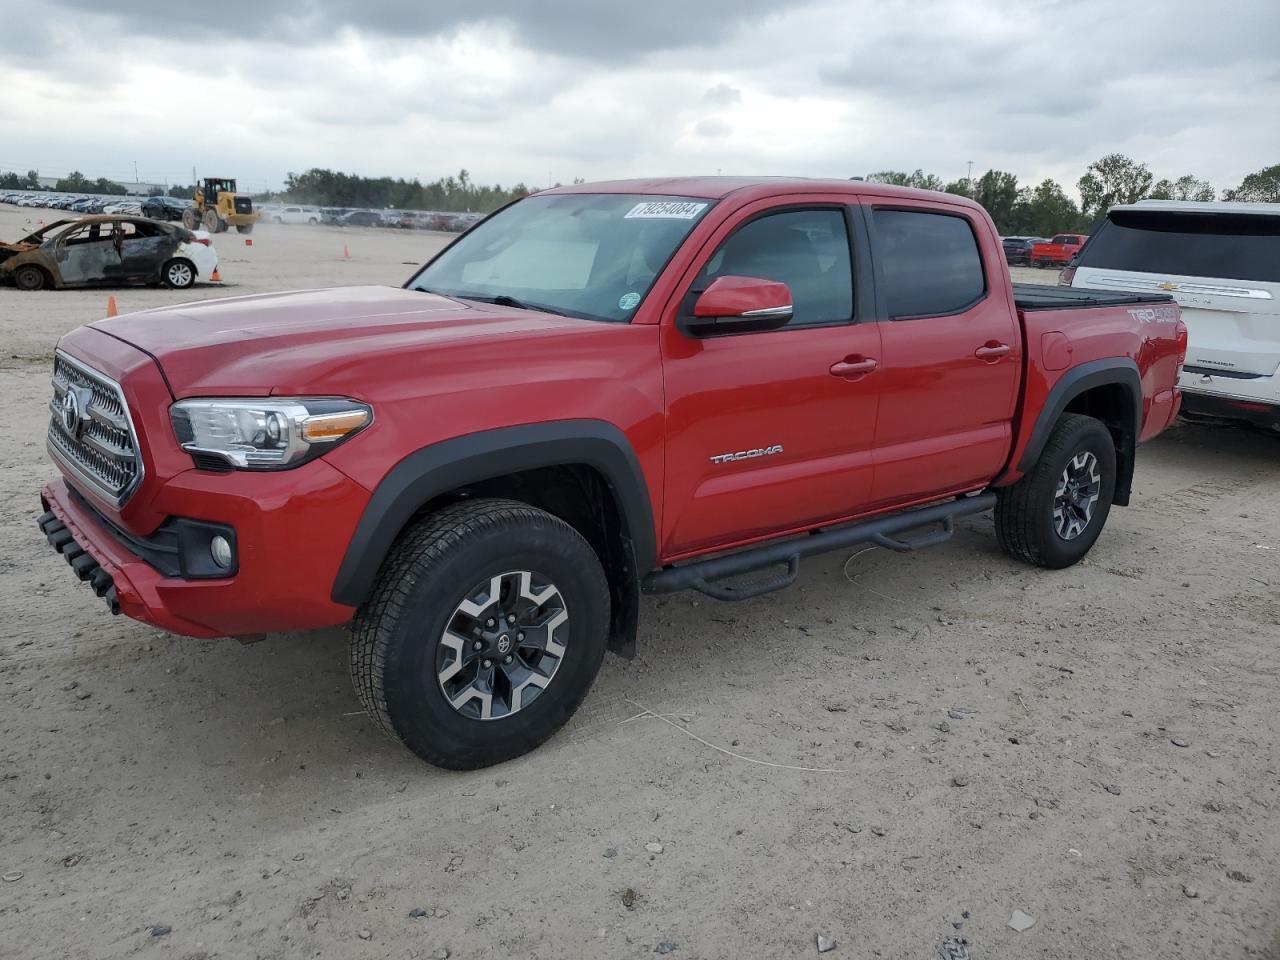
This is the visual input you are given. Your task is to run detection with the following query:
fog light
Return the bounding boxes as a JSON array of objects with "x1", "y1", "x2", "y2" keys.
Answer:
[{"x1": 210, "y1": 535, "x2": 233, "y2": 570}]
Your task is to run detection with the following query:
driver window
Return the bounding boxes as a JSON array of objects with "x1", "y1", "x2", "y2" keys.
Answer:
[{"x1": 701, "y1": 209, "x2": 854, "y2": 327}]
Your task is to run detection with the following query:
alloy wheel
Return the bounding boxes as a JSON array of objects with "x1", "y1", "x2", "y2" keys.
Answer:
[
  {"x1": 167, "y1": 262, "x2": 193, "y2": 287},
  {"x1": 1053, "y1": 451, "x2": 1101, "y2": 540},
  {"x1": 436, "y1": 570, "x2": 568, "y2": 721}
]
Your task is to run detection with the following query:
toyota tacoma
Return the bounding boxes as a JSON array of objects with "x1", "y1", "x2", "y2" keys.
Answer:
[{"x1": 38, "y1": 178, "x2": 1187, "y2": 769}]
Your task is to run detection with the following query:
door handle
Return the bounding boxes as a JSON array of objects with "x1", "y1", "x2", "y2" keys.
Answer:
[
  {"x1": 830, "y1": 356, "x2": 878, "y2": 379},
  {"x1": 974, "y1": 342, "x2": 1011, "y2": 361}
]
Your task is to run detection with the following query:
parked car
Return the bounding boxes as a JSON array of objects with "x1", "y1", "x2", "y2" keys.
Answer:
[
  {"x1": 1001, "y1": 236, "x2": 1042, "y2": 266},
  {"x1": 0, "y1": 216, "x2": 217, "y2": 290},
  {"x1": 338, "y1": 210, "x2": 383, "y2": 227},
  {"x1": 1030, "y1": 233, "x2": 1087, "y2": 267},
  {"x1": 36, "y1": 177, "x2": 1185, "y2": 769},
  {"x1": 141, "y1": 196, "x2": 191, "y2": 222},
  {"x1": 270, "y1": 206, "x2": 322, "y2": 225},
  {"x1": 1066, "y1": 199, "x2": 1280, "y2": 431}
]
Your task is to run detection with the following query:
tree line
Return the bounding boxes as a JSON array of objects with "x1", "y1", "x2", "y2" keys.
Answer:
[
  {"x1": 276, "y1": 168, "x2": 532, "y2": 212},
  {"x1": 867, "y1": 157, "x2": 1279, "y2": 236},
  {"x1": 5, "y1": 158, "x2": 1278, "y2": 226},
  {"x1": 0, "y1": 169, "x2": 129, "y2": 195}
]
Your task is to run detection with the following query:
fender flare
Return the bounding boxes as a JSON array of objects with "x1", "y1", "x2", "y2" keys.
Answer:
[
  {"x1": 1015, "y1": 357, "x2": 1142, "y2": 504},
  {"x1": 330, "y1": 420, "x2": 657, "y2": 608}
]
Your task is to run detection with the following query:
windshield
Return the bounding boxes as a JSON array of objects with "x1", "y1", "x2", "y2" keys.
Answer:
[{"x1": 408, "y1": 193, "x2": 713, "y2": 322}]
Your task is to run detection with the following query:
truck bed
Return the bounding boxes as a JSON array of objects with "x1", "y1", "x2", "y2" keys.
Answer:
[{"x1": 1013, "y1": 283, "x2": 1175, "y2": 311}]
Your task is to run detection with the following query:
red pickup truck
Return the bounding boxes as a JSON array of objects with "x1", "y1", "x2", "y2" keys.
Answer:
[
  {"x1": 1030, "y1": 232, "x2": 1088, "y2": 268},
  {"x1": 38, "y1": 178, "x2": 1186, "y2": 769}
]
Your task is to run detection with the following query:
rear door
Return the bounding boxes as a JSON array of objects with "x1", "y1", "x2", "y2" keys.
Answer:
[
  {"x1": 863, "y1": 202, "x2": 1022, "y2": 505},
  {"x1": 659, "y1": 198, "x2": 883, "y2": 558},
  {"x1": 1073, "y1": 209, "x2": 1280, "y2": 380},
  {"x1": 117, "y1": 221, "x2": 171, "y2": 279}
]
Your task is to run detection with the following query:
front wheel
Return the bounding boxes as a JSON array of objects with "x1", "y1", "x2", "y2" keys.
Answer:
[
  {"x1": 995, "y1": 413, "x2": 1116, "y2": 569},
  {"x1": 13, "y1": 264, "x2": 47, "y2": 290},
  {"x1": 350, "y1": 499, "x2": 611, "y2": 769}
]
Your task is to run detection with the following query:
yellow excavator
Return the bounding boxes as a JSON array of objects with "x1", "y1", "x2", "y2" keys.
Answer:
[{"x1": 181, "y1": 177, "x2": 260, "y2": 234}]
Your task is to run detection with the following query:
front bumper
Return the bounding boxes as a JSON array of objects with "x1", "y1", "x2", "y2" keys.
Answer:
[{"x1": 40, "y1": 461, "x2": 370, "y2": 639}]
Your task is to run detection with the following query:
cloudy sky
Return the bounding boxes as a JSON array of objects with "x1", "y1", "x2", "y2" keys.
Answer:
[{"x1": 2, "y1": 0, "x2": 1276, "y2": 196}]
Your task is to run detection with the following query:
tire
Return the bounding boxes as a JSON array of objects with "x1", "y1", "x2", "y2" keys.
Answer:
[
  {"x1": 350, "y1": 498, "x2": 611, "y2": 769},
  {"x1": 181, "y1": 209, "x2": 198, "y2": 231},
  {"x1": 236, "y1": 223, "x2": 253, "y2": 235},
  {"x1": 995, "y1": 413, "x2": 1116, "y2": 569},
  {"x1": 308, "y1": 218, "x2": 318, "y2": 225},
  {"x1": 162, "y1": 258, "x2": 196, "y2": 289},
  {"x1": 13, "y1": 264, "x2": 47, "y2": 291}
]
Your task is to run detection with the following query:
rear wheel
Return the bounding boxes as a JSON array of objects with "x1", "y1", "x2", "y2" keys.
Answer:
[
  {"x1": 181, "y1": 209, "x2": 198, "y2": 230},
  {"x1": 350, "y1": 499, "x2": 611, "y2": 769},
  {"x1": 162, "y1": 258, "x2": 196, "y2": 289},
  {"x1": 13, "y1": 264, "x2": 47, "y2": 291},
  {"x1": 236, "y1": 223, "x2": 253, "y2": 235},
  {"x1": 995, "y1": 413, "x2": 1116, "y2": 568}
]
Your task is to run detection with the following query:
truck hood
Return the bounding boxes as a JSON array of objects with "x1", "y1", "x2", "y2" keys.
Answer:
[{"x1": 89, "y1": 285, "x2": 597, "y2": 396}]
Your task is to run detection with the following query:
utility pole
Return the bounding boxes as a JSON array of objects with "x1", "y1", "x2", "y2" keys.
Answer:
[
  {"x1": 134, "y1": 160, "x2": 139, "y2": 183},
  {"x1": 966, "y1": 160, "x2": 974, "y2": 184}
]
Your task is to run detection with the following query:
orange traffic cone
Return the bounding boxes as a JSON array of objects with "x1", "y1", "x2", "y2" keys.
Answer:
[
  {"x1": 342, "y1": 244, "x2": 350, "y2": 259},
  {"x1": 105, "y1": 295, "x2": 118, "y2": 317},
  {"x1": 211, "y1": 269, "x2": 222, "y2": 282}
]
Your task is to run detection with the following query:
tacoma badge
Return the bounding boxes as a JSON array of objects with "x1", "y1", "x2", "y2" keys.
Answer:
[{"x1": 709, "y1": 444, "x2": 784, "y2": 465}]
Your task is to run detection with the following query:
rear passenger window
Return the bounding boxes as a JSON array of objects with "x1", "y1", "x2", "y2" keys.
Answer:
[
  {"x1": 701, "y1": 209, "x2": 853, "y2": 327},
  {"x1": 872, "y1": 209, "x2": 985, "y2": 319}
]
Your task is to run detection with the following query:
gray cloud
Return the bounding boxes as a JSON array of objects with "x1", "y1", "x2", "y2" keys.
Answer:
[
  {"x1": 41, "y1": 0, "x2": 802, "y2": 60},
  {"x1": 703, "y1": 83, "x2": 742, "y2": 106},
  {"x1": 695, "y1": 118, "x2": 733, "y2": 138}
]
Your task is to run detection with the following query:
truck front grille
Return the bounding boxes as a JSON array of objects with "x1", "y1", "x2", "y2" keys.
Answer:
[{"x1": 48, "y1": 352, "x2": 142, "y2": 507}]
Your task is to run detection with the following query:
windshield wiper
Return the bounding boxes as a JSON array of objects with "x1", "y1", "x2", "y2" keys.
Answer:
[{"x1": 479, "y1": 294, "x2": 566, "y2": 316}]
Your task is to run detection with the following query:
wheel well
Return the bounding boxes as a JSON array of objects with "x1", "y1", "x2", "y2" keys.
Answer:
[
  {"x1": 1063, "y1": 383, "x2": 1136, "y2": 505},
  {"x1": 413, "y1": 464, "x2": 641, "y2": 658}
]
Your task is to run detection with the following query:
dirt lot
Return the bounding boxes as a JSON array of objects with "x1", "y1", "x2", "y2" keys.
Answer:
[{"x1": 2, "y1": 202, "x2": 1278, "y2": 960}]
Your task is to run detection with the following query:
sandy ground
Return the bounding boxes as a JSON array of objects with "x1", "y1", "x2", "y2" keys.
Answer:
[{"x1": 1, "y1": 202, "x2": 1278, "y2": 960}]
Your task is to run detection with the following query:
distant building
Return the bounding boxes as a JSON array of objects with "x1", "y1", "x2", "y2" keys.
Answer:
[{"x1": 115, "y1": 181, "x2": 167, "y2": 196}]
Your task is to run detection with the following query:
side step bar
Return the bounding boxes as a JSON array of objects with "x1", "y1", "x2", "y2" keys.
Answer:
[{"x1": 641, "y1": 492, "x2": 996, "y2": 601}]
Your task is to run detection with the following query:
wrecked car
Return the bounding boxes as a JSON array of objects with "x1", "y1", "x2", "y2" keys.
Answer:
[{"x1": 0, "y1": 216, "x2": 218, "y2": 291}]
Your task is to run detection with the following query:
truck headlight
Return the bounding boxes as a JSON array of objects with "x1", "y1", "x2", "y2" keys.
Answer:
[{"x1": 170, "y1": 398, "x2": 372, "y2": 470}]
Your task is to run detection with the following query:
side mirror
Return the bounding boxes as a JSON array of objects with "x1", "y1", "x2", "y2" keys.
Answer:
[{"x1": 679, "y1": 275, "x2": 794, "y2": 338}]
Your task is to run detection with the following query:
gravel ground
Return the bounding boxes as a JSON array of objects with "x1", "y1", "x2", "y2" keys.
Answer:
[{"x1": 2, "y1": 203, "x2": 1278, "y2": 960}]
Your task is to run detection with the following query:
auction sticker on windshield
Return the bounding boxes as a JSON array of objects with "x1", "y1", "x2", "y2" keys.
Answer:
[{"x1": 624, "y1": 201, "x2": 708, "y2": 220}]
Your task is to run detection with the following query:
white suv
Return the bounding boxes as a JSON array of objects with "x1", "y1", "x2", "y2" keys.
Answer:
[
  {"x1": 1068, "y1": 200, "x2": 1280, "y2": 431},
  {"x1": 270, "y1": 205, "x2": 322, "y2": 225}
]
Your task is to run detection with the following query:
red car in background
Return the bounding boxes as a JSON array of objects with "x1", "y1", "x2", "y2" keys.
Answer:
[{"x1": 1030, "y1": 233, "x2": 1088, "y2": 267}]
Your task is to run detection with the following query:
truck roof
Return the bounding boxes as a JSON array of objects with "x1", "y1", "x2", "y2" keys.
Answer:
[
  {"x1": 1116, "y1": 199, "x2": 1280, "y2": 216},
  {"x1": 544, "y1": 176, "x2": 986, "y2": 210}
]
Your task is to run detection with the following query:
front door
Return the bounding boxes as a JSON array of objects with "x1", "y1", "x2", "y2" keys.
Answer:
[
  {"x1": 863, "y1": 203, "x2": 1022, "y2": 505},
  {"x1": 659, "y1": 200, "x2": 883, "y2": 559}
]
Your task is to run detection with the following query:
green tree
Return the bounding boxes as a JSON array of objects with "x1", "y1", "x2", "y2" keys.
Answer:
[
  {"x1": 1149, "y1": 174, "x2": 1215, "y2": 201},
  {"x1": 865, "y1": 169, "x2": 944, "y2": 191},
  {"x1": 969, "y1": 170, "x2": 1020, "y2": 233},
  {"x1": 1009, "y1": 179, "x2": 1085, "y2": 236},
  {"x1": 1222, "y1": 162, "x2": 1280, "y2": 202},
  {"x1": 53, "y1": 171, "x2": 89, "y2": 192},
  {"x1": 1078, "y1": 153, "x2": 1153, "y2": 219},
  {"x1": 24, "y1": 170, "x2": 40, "y2": 189},
  {"x1": 281, "y1": 168, "x2": 530, "y2": 212}
]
